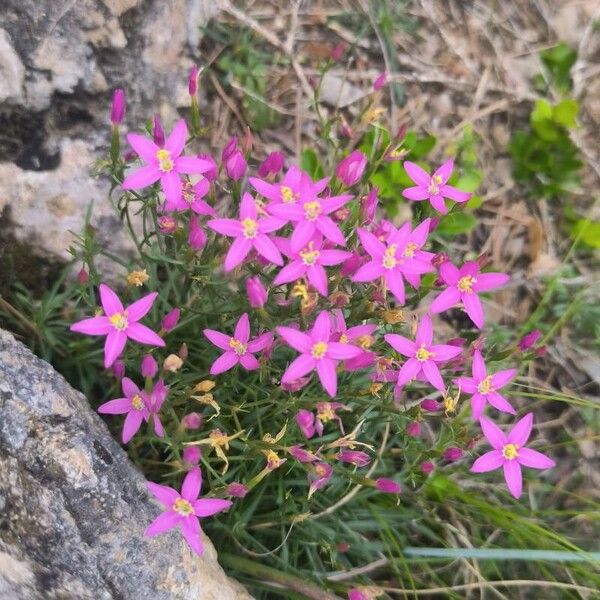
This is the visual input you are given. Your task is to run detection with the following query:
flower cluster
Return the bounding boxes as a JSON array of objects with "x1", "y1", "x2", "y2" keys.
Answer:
[{"x1": 70, "y1": 83, "x2": 555, "y2": 560}]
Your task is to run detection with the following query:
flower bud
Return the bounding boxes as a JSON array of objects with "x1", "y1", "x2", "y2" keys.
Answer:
[
  {"x1": 225, "y1": 150, "x2": 247, "y2": 181},
  {"x1": 375, "y1": 478, "x2": 401, "y2": 494},
  {"x1": 77, "y1": 267, "x2": 89, "y2": 285},
  {"x1": 242, "y1": 126, "x2": 253, "y2": 155},
  {"x1": 188, "y1": 64, "x2": 199, "y2": 96},
  {"x1": 361, "y1": 187, "x2": 378, "y2": 223},
  {"x1": 178, "y1": 343, "x2": 188, "y2": 360},
  {"x1": 182, "y1": 446, "x2": 201, "y2": 467},
  {"x1": 163, "y1": 354, "x2": 183, "y2": 372},
  {"x1": 443, "y1": 447, "x2": 463, "y2": 462},
  {"x1": 193, "y1": 380, "x2": 215, "y2": 393},
  {"x1": 188, "y1": 216, "x2": 207, "y2": 251},
  {"x1": 258, "y1": 151, "x2": 284, "y2": 178},
  {"x1": 110, "y1": 89, "x2": 126, "y2": 124},
  {"x1": 158, "y1": 215, "x2": 177, "y2": 234},
  {"x1": 420, "y1": 461, "x2": 435, "y2": 474},
  {"x1": 420, "y1": 399, "x2": 440, "y2": 412},
  {"x1": 288, "y1": 445, "x2": 318, "y2": 463},
  {"x1": 141, "y1": 354, "x2": 158, "y2": 378},
  {"x1": 246, "y1": 276, "x2": 267, "y2": 308},
  {"x1": 407, "y1": 421, "x2": 421, "y2": 437},
  {"x1": 227, "y1": 482, "x2": 248, "y2": 498},
  {"x1": 182, "y1": 412, "x2": 202, "y2": 430},
  {"x1": 331, "y1": 42, "x2": 347, "y2": 61},
  {"x1": 112, "y1": 359, "x2": 125, "y2": 379},
  {"x1": 337, "y1": 450, "x2": 370, "y2": 467},
  {"x1": 295, "y1": 409, "x2": 315, "y2": 438},
  {"x1": 373, "y1": 70, "x2": 389, "y2": 91},
  {"x1": 222, "y1": 136, "x2": 238, "y2": 161},
  {"x1": 336, "y1": 150, "x2": 368, "y2": 186},
  {"x1": 161, "y1": 308, "x2": 180, "y2": 332},
  {"x1": 198, "y1": 153, "x2": 218, "y2": 181},
  {"x1": 153, "y1": 114, "x2": 165, "y2": 147},
  {"x1": 518, "y1": 330, "x2": 541, "y2": 351}
]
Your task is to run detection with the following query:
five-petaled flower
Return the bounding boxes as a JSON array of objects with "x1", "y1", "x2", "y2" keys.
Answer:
[
  {"x1": 385, "y1": 314, "x2": 462, "y2": 392},
  {"x1": 278, "y1": 311, "x2": 362, "y2": 397},
  {"x1": 454, "y1": 350, "x2": 517, "y2": 420},
  {"x1": 207, "y1": 192, "x2": 285, "y2": 271},
  {"x1": 471, "y1": 413, "x2": 555, "y2": 498},
  {"x1": 249, "y1": 165, "x2": 326, "y2": 206},
  {"x1": 204, "y1": 313, "x2": 273, "y2": 375},
  {"x1": 145, "y1": 467, "x2": 232, "y2": 554},
  {"x1": 70, "y1": 284, "x2": 165, "y2": 368},
  {"x1": 429, "y1": 261, "x2": 509, "y2": 329},
  {"x1": 402, "y1": 159, "x2": 471, "y2": 214}
]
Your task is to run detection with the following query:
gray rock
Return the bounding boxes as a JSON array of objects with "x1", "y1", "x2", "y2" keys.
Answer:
[{"x1": 0, "y1": 328, "x2": 252, "y2": 600}]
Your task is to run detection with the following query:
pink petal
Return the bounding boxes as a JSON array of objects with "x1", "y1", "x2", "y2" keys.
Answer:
[
  {"x1": 307, "y1": 264, "x2": 328, "y2": 296},
  {"x1": 311, "y1": 310, "x2": 331, "y2": 341},
  {"x1": 98, "y1": 397, "x2": 131, "y2": 414},
  {"x1": 282, "y1": 354, "x2": 316, "y2": 382},
  {"x1": 207, "y1": 218, "x2": 242, "y2": 237},
  {"x1": 161, "y1": 171, "x2": 183, "y2": 207},
  {"x1": 240, "y1": 192, "x2": 258, "y2": 220},
  {"x1": 403, "y1": 161, "x2": 430, "y2": 186},
  {"x1": 473, "y1": 272, "x2": 510, "y2": 292},
  {"x1": 320, "y1": 194, "x2": 352, "y2": 214},
  {"x1": 454, "y1": 376, "x2": 477, "y2": 394},
  {"x1": 127, "y1": 133, "x2": 159, "y2": 163},
  {"x1": 210, "y1": 351, "x2": 239, "y2": 375},
  {"x1": 204, "y1": 329, "x2": 232, "y2": 351},
  {"x1": 249, "y1": 177, "x2": 280, "y2": 202},
  {"x1": 517, "y1": 448, "x2": 555, "y2": 470},
  {"x1": 122, "y1": 377, "x2": 140, "y2": 397},
  {"x1": 470, "y1": 393, "x2": 487, "y2": 421},
  {"x1": 430, "y1": 344, "x2": 462, "y2": 362},
  {"x1": 127, "y1": 292, "x2": 158, "y2": 322},
  {"x1": 258, "y1": 216, "x2": 286, "y2": 234},
  {"x1": 480, "y1": 416, "x2": 507, "y2": 450},
  {"x1": 254, "y1": 234, "x2": 283, "y2": 265},
  {"x1": 70, "y1": 316, "x2": 112, "y2": 336},
  {"x1": 192, "y1": 498, "x2": 232, "y2": 517},
  {"x1": 122, "y1": 165, "x2": 161, "y2": 190},
  {"x1": 472, "y1": 350, "x2": 487, "y2": 381},
  {"x1": 487, "y1": 391, "x2": 516, "y2": 415},
  {"x1": 384, "y1": 334, "x2": 417, "y2": 357},
  {"x1": 291, "y1": 219, "x2": 316, "y2": 253},
  {"x1": 316, "y1": 358, "x2": 337, "y2": 397},
  {"x1": 491, "y1": 368, "x2": 517, "y2": 389},
  {"x1": 122, "y1": 409, "x2": 144, "y2": 443},
  {"x1": 144, "y1": 510, "x2": 180, "y2": 537},
  {"x1": 234, "y1": 313, "x2": 250, "y2": 343},
  {"x1": 126, "y1": 323, "x2": 165, "y2": 347},
  {"x1": 402, "y1": 186, "x2": 429, "y2": 201},
  {"x1": 396, "y1": 358, "x2": 421, "y2": 387},
  {"x1": 440, "y1": 184, "x2": 471, "y2": 202},
  {"x1": 415, "y1": 314, "x2": 433, "y2": 347},
  {"x1": 224, "y1": 237, "x2": 252, "y2": 271},
  {"x1": 152, "y1": 414, "x2": 165, "y2": 438},
  {"x1": 429, "y1": 287, "x2": 461, "y2": 314},
  {"x1": 319, "y1": 249, "x2": 351, "y2": 266},
  {"x1": 276, "y1": 327, "x2": 312, "y2": 353},
  {"x1": 503, "y1": 460, "x2": 522, "y2": 498},
  {"x1": 191, "y1": 198, "x2": 217, "y2": 217},
  {"x1": 181, "y1": 467, "x2": 202, "y2": 501},
  {"x1": 433, "y1": 159, "x2": 454, "y2": 184},
  {"x1": 269, "y1": 203, "x2": 304, "y2": 221},
  {"x1": 327, "y1": 342, "x2": 362, "y2": 360},
  {"x1": 471, "y1": 449, "x2": 504, "y2": 473},
  {"x1": 181, "y1": 515, "x2": 204, "y2": 555},
  {"x1": 240, "y1": 353, "x2": 260, "y2": 370},
  {"x1": 352, "y1": 260, "x2": 384, "y2": 282},
  {"x1": 439, "y1": 261, "x2": 460, "y2": 285},
  {"x1": 385, "y1": 271, "x2": 406, "y2": 304},
  {"x1": 422, "y1": 360, "x2": 444, "y2": 391},
  {"x1": 316, "y1": 216, "x2": 346, "y2": 246},
  {"x1": 508, "y1": 412, "x2": 534, "y2": 446},
  {"x1": 104, "y1": 330, "x2": 127, "y2": 368},
  {"x1": 357, "y1": 228, "x2": 385, "y2": 259},
  {"x1": 247, "y1": 332, "x2": 273, "y2": 353},
  {"x1": 175, "y1": 156, "x2": 213, "y2": 174},
  {"x1": 164, "y1": 119, "x2": 188, "y2": 157},
  {"x1": 100, "y1": 284, "x2": 124, "y2": 315},
  {"x1": 147, "y1": 481, "x2": 179, "y2": 506},
  {"x1": 463, "y1": 292, "x2": 485, "y2": 329},
  {"x1": 429, "y1": 194, "x2": 448, "y2": 213},
  {"x1": 274, "y1": 261, "x2": 306, "y2": 285}
]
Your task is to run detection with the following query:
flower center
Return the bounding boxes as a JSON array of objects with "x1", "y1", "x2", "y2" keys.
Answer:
[
  {"x1": 458, "y1": 275, "x2": 476, "y2": 293},
  {"x1": 427, "y1": 174, "x2": 443, "y2": 195},
  {"x1": 229, "y1": 338, "x2": 247, "y2": 356},
  {"x1": 315, "y1": 464, "x2": 328, "y2": 476},
  {"x1": 415, "y1": 344, "x2": 434, "y2": 362},
  {"x1": 109, "y1": 311, "x2": 128, "y2": 331},
  {"x1": 303, "y1": 201, "x2": 322, "y2": 221},
  {"x1": 317, "y1": 403, "x2": 335, "y2": 422},
  {"x1": 382, "y1": 244, "x2": 398, "y2": 269},
  {"x1": 339, "y1": 334, "x2": 349, "y2": 344},
  {"x1": 182, "y1": 181, "x2": 196, "y2": 203},
  {"x1": 403, "y1": 242, "x2": 418, "y2": 258},
  {"x1": 300, "y1": 241, "x2": 320, "y2": 266},
  {"x1": 358, "y1": 335, "x2": 374, "y2": 349},
  {"x1": 209, "y1": 429, "x2": 229, "y2": 448},
  {"x1": 280, "y1": 185, "x2": 297, "y2": 203},
  {"x1": 131, "y1": 394, "x2": 144, "y2": 411},
  {"x1": 173, "y1": 497, "x2": 194, "y2": 516},
  {"x1": 311, "y1": 342, "x2": 328, "y2": 359},
  {"x1": 477, "y1": 376, "x2": 493, "y2": 395},
  {"x1": 502, "y1": 443, "x2": 519, "y2": 460},
  {"x1": 241, "y1": 217, "x2": 258, "y2": 239},
  {"x1": 156, "y1": 148, "x2": 174, "y2": 173}
]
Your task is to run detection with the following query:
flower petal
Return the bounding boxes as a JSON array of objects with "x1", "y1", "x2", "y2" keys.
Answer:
[
  {"x1": 433, "y1": 159, "x2": 454, "y2": 184},
  {"x1": 491, "y1": 368, "x2": 517, "y2": 389},
  {"x1": 503, "y1": 460, "x2": 523, "y2": 498},
  {"x1": 210, "y1": 351, "x2": 239, "y2": 375},
  {"x1": 122, "y1": 165, "x2": 161, "y2": 190},
  {"x1": 127, "y1": 292, "x2": 158, "y2": 322},
  {"x1": 144, "y1": 510, "x2": 180, "y2": 537},
  {"x1": 487, "y1": 392, "x2": 516, "y2": 415},
  {"x1": 248, "y1": 177, "x2": 280, "y2": 202},
  {"x1": 316, "y1": 216, "x2": 346, "y2": 246},
  {"x1": 207, "y1": 218, "x2": 242, "y2": 237},
  {"x1": 454, "y1": 376, "x2": 477, "y2": 394},
  {"x1": 472, "y1": 350, "x2": 487, "y2": 381},
  {"x1": 517, "y1": 448, "x2": 555, "y2": 470},
  {"x1": 122, "y1": 409, "x2": 144, "y2": 443},
  {"x1": 307, "y1": 264, "x2": 328, "y2": 296},
  {"x1": 415, "y1": 314, "x2": 433, "y2": 347},
  {"x1": 276, "y1": 327, "x2": 312, "y2": 353},
  {"x1": 100, "y1": 284, "x2": 124, "y2": 315},
  {"x1": 161, "y1": 171, "x2": 183, "y2": 207},
  {"x1": 282, "y1": 354, "x2": 316, "y2": 382},
  {"x1": 181, "y1": 467, "x2": 202, "y2": 501},
  {"x1": 429, "y1": 194, "x2": 447, "y2": 214},
  {"x1": 429, "y1": 287, "x2": 461, "y2": 314},
  {"x1": 402, "y1": 186, "x2": 429, "y2": 201},
  {"x1": 403, "y1": 161, "x2": 430, "y2": 186},
  {"x1": 247, "y1": 332, "x2": 273, "y2": 353},
  {"x1": 311, "y1": 310, "x2": 331, "y2": 341},
  {"x1": 385, "y1": 271, "x2": 406, "y2": 304},
  {"x1": 258, "y1": 216, "x2": 286, "y2": 234},
  {"x1": 203, "y1": 329, "x2": 232, "y2": 351},
  {"x1": 104, "y1": 330, "x2": 127, "y2": 368},
  {"x1": 224, "y1": 237, "x2": 252, "y2": 271},
  {"x1": 316, "y1": 358, "x2": 337, "y2": 397},
  {"x1": 165, "y1": 119, "x2": 188, "y2": 157},
  {"x1": 327, "y1": 342, "x2": 362, "y2": 360},
  {"x1": 440, "y1": 184, "x2": 471, "y2": 203},
  {"x1": 319, "y1": 249, "x2": 351, "y2": 266},
  {"x1": 122, "y1": 377, "x2": 140, "y2": 398},
  {"x1": 274, "y1": 261, "x2": 306, "y2": 285},
  {"x1": 175, "y1": 156, "x2": 214, "y2": 174},
  {"x1": 97, "y1": 397, "x2": 131, "y2": 415},
  {"x1": 463, "y1": 292, "x2": 485, "y2": 329},
  {"x1": 181, "y1": 515, "x2": 204, "y2": 555},
  {"x1": 291, "y1": 219, "x2": 315, "y2": 253},
  {"x1": 508, "y1": 412, "x2": 534, "y2": 446},
  {"x1": 471, "y1": 449, "x2": 504, "y2": 473},
  {"x1": 352, "y1": 260, "x2": 384, "y2": 282},
  {"x1": 470, "y1": 393, "x2": 487, "y2": 421},
  {"x1": 253, "y1": 234, "x2": 283, "y2": 266},
  {"x1": 473, "y1": 272, "x2": 510, "y2": 292},
  {"x1": 384, "y1": 334, "x2": 417, "y2": 357},
  {"x1": 479, "y1": 416, "x2": 507, "y2": 450},
  {"x1": 396, "y1": 358, "x2": 421, "y2": 388},
  {"x1": 239, "y1": 192, "x2": 258, "y2": 220},
  {"x1": 430, "y1": 344, "x2": 462, "y2": 362},
  {"x1": 127, "y1": 133, "x2": 159, "y2": 163},
  {"x1": 126, "y1": 323, "x2": 165, "y2": 347},
  {"x1": 422, "y1": 360, "x2": 445, "y2": 391},
  {"x1": 70, "y1": 316, "x2": 112, "y2": 336},
  {"x1": 240, "y1": 353, "x2": 260, "y2": 370},
  {"x1": 357, "y1": 228, "x2": 385, "y2": 259},
  {"x1": 147, "y1": 481, "x2": 179, "y2": 506},
  {"x1": 193, "y1": 498, "x2": 233, "y2": 517},
  {"x1": 234, "y1": 313, "x2": 250, "y2": 343}
]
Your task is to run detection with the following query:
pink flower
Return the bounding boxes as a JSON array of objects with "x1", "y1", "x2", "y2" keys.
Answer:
[
  {"x1": 225, "y1": 149, "x2": 247, "y2": 180},
  {"x1": 373, "y1": 70, "x2": 388, "y2": 90},
  {"x1": 336, "y1": 150, "x2": 368, "y2": 186},
  {"x1": 141, "y1": 354, "x2": 158, "y2": 378},
  {"x1": 296, "y1": 409, "x2": 316, "y2": 438},
  {"x1": 402, "y1": 159, "x2": 471, "y2": 214},
  {"x1": 188, "y1": 216, "x2": 208, "y2": 251},
  {"x1": 146, "y1": 379, "x2": 169, "y2": 438},
  {"x1": 407, "y1": 421, "x2": 421, "y2": 437},
  {"x1": 207, "y1": 192, "x2": 285, "y2": 271},
  {"x1": 188, "y1": 64, "x2": 199, "y2": 96},
  {"x1": 338, "y1": 450, "x2": 370, "y2": 467},
  {"x1": 277, "y1": 311, "x2": 362, "y2": 397},
  {"x1": 161, "y1": 308, "x2": 180, "y2": 332},
  {"x1": 471, "y1": 414, "x2": 555, "y2": 498},
  {"x1": 308, "y1": 462, "x2": 333, "y2": 497},
  {"x1": 443, "y1": 447, "x2": 463, "y2": 461},
  {"x1": 226, "y1": 482, "x2": 248, "y2": 498},
  {"x1": 453, "y1": 350, "x2": 517, "y2": 420},
  {"x1": 258, "y1": 151, "x2": 285, "y2": 177},
  {"x1": 111, "y1": 89, "x2": 125, "y2": 124},
  {"x1": 249, "y1": 165, "x2": 326, "y2": 206},
  {"x1": 288, "y1": 445, "x2": 318, "y2": 463},
  {"x1": 331, "y1": 309, "x2": 376, "y2": 371},
  {"x1": 420, "y1": 461, "x2": 435, "y2": 474},
  {"x1": 246, "y1": 276, "x2": 268, "y2": 308},
  {"x1": 97, "y1": 377, "x2": 149, "y2": 443},
  {"x1": 384, "y1": 314, "x2": 462, "y2": 392},
  {"x1": 429, "y1": 261, "x2": 509, "y2": 329},
  {"x1": 273, "y1": 234, "x2": 351, "y2": 296},
  {"x1": 352, "y1": 220, "x2": 434, "y2": 303},
  {"x1": 164, "y1": 178, "x2": 215, "y2": 215},
  {"x1": 204, "y1": 313, "x2": 273, "y2": 375},
  {"x1": 122, "y1": 119, "x2": 213, "y2": 206},
  {"x1": 361, "y1": 187, "x2": 379, "y2": 223},
  {"x1": 518, "y1": 330, "x2": 542, "y2": 351},
  {"x1": 183, "y1": 446, "x2": 201, "y2": 467},
  {"x1": 145, "y1": 467, "x2": 232, "y2": 555},
  {"x1": 420, "y1": 399, "x2": 440, "y2": 412},
  {"x1": 182, "y1": 412, "x2": 202, "y2": 430},
  {"x1": 70, "y1": 284, "x2": 165, "y2": 368},
  {"x1": 158, "y1": 215, "x2": 177, "y2": 234},
  {"x1": 348, "y1": 589, "x2": 368, "y2": 600},
  {"x1": 375, "y1": 478, "x2": 401, "y2": 494}
]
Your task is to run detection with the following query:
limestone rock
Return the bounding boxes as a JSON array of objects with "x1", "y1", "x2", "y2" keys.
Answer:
[{"x1": 0, "y1": 328, "x2": 252, "y2": 600}]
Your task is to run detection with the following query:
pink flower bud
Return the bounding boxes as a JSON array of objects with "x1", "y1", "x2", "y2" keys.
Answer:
[
  {"x1": 288, "y1": 445, "x2": 318, "y2": 463},
  {"x1": 110, "y1": 89, "x2": 125, "y2": 124},
  {"x1": 396, "y1": 123, "x2": 408, "y2": 141},
  {"x1": 225, "y1": 150, "x2": 247, "y2": 181},
  {"x1": 141, "y1": 354, "x2": 158, "y2": 378},
  {"x1": 337, "y1": 450, "x2": 370, "y2": 467},
  {"x1": 420, "y1": 461, "x2": 435, "y2": 474},
  {"x1": 112, "y1": 359, "x2": 125, "y2": 379},
  {"x1": 188, "y1": 64, "x2": 199, "y2": 96},
  {"x1": 373, "y1": 70, "x2": 389, "y2": 91},
  {"x1": 198, "y1": 153, "x2": 218, "y2": 181},
  {"x1": 296, "y1": 409, "x2": 315, "y2": 439},
  {"x1": 182, "y1": 412, "x2": 202, "y2": 430},
  {"x1": 222, "y1": 136, "x2": 238, "y2": 161},
  {"x1": 420, "y1": 399, "x2": 440, "y2": 412},
  {"x1": 518, "y1": 329, "x2": 541, "y2": 351},
  {"x1": 188, "y1": 216, "x2": 207, "y2": 251},
  {"x1": 77, "y1": 267, "x2": 89, "y2": 284},
  {"x1": 375, "y1": 478, "x2": 402, "y2": 494},
  {"x1": 161, "y1": 308, "x2": 180, "y2": 332},
  {"x1": 258, "y1": 151, "x2": 285, "y2": 177},
  {"x1": 153, "y1": 114, "x2": 165, "y2": 147},
  {"x1": 340, "y1": 251, "x2": 363, "y2": 277},
  {"x1": 331, "y1": 42, "x2": 347, "y2": 61},
  {"x1": 443, "y1": 447, "x2": 463, "y2": 462},
  {"x1": 535, "y1": 345, "x2": 547, "y2": 357},
  {"x1": 407, "y1": 421, "x2": 421, "y2": 437},
  {"x1": 182, "y1": 446, "x2": 201, "y2": 467},
  {"x1": 336, "y1": 150, "x2": 368, "y2": 186},
  {"x1": 348, "y1": 588, "x2": 369, "y2": 600},
  {"x1": 338, "y1": 119, "x2": 354, "y2": 139},
  {"x1": 227, "y1": 482, "x2": 248, "y2": 498},
  {"x1": 178, "y1": 343, "x2": 188, "y2": 360},
  {"x1": 361, "y1": 187, "x2": 379, "y2": 223},
  {"x1": 246, "y1": 276, "x2": 268, "y2": 308},
  {"x1": 158, "y1": 215, "x2": 177, "y2": 234}
]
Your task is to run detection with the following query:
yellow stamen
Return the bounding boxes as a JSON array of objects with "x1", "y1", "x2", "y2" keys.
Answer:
[
  {"x1": 415, "y1": 344, "x2": 434, "y2": 362},
  {"x1": 109, "y1": 312, "x2": 128, "y2": 331},
  {"x1": 427, "y1": 174, "x2": 443, "y2": 195},
  {"x1": 173, "y1": 497, "x2": 194, "y2": 516},
  {"x1": 156, "y1": 148, "x2": 174, "y2": 173},
  {"x1": 229, "y1": 338, "x2": 247, "y2": 356},
  {"x1": 303, "y1": 201, "x2": 322, "y2": 221},
  {"x1": 311, "y1": 342, "x2": 328, "y2": 359},
  {"x1": 314, "y1": 464, "x2": 328, "y2": 476},
  {"x1": 502, "y1": 443, "x2": 519, "y2": 460},
  {"x1": 241, "y1": 217, "x2": 258, "y2": 239},
  {"x1": 127, "y1": 269, "x2": 149, "y2": 287},
  {"x1": 339, "y1": 334, "x2": 349, "y2": 344},
  {"x1": 317, "y1": 403, "x2": 335, "y2": 422},
  {"x1": 358, "y1": 335, "x2": 374, "y2": 350},
  {"x1": 299, "y1": 241, "x2": 320, "y2": 266},
  {"x1": 382, "y1": 244, "x2": 398, "y2": 269},
  {"x1": 458, "y1": 275, "x2": 476, "y2": 293},
  {"x1": 131, "y1": 394, "x2": 144, "y2": 411},
  {"x1": 477, "y1": 376, "x2": 493, "y2": 395},
  {"x1": 280, "y1": 185, "x2": 297, "y2": 203},
  {"x1": 403, "y1": 242, "x2": 418, "y2": 258}
]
